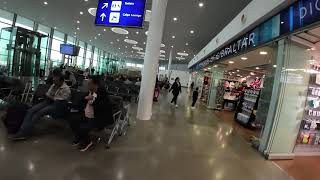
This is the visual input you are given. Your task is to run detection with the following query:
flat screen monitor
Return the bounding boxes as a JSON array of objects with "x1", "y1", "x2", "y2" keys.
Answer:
[
  {"x1": 95, "y1": 0, "x2": 146, "y2": 28},
  {"x1": 60, "y1": 44, "x2": 80, "y2": 56}
]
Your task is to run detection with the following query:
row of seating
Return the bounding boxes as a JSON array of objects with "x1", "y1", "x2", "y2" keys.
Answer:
[
  {"x1": 104, "y1": 80, "x2": 140, "y2": 103},
  {"x1": 1, "y1": 81, "x2": 130, "y2": 149}
]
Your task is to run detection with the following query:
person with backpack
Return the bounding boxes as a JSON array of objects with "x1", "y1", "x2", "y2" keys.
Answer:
[
  {"x1": 11, "y1": 70, "x2": 71, "y2": 141},
  {"x1": 169, "y1": 77, "x2": 182, "y2": 107},
  {"x1": 191, "y1": 87, "x2": 199, "y2": 109}
]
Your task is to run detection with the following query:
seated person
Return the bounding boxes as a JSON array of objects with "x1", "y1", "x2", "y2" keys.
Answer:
[
  {"x1": 12, "y1": 71, "x2": 71, "y2": 140},
  {"x1": 68, "y1": 76, "x2": 113, "y2": 152},
  {"x1": 124, "y1": 78, "x2": 133, "y2": 85},
  {"x1": 64, "y1": 70, "x2": 77, "y2": 87}
]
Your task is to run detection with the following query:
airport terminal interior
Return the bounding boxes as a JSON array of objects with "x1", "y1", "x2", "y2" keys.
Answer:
[{"x1": 1, "y1": 0, "x2": 320, "y2": 180}]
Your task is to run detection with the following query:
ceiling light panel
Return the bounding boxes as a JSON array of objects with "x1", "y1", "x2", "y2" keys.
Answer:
[
  {"x1": 177, "y1": 52, "x2": 189, "y2": 56},
  {"x1": 124, "y1": 39, "x2": 138, "y2": 45},
  {"x1": 132, "y1": 46, "x2": 143, "y2": 51},
  {"x1": 111, "y1": 27, "x2": 129, "y2": 35}
]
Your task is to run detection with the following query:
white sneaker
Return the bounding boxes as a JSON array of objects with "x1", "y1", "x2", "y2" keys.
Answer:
[
  {"x1": 175, "y1": 105, "x2": 178, "y2": 108},
  {"x1": 191, "y1": 107, "x2": 196, "y2": 110}
]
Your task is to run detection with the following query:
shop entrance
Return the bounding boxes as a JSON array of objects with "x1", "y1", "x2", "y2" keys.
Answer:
[{"x1": 207, "y1": 44, "x2": 278, "y2": 143}]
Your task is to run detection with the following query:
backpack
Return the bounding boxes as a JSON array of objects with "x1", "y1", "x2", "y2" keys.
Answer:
[{"x1": 2, "y1": 103, "x2": 29, "y2": 134}]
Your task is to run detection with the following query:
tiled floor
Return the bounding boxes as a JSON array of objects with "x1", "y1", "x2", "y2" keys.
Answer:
[
  {"x1": 0, "y1": 90, "x2": 291, "y2": 180},
  {"x1": 274, "y1": 157, "x2": 320, "y2": 180}
]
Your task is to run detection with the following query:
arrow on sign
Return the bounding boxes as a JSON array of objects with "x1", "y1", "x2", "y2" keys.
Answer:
[
  {"x1": 102, "y1": 3, "x2": 108, "y2": 9},
  {"x1": 100, "y1": 13, "x2": 106, "y2": 21}
]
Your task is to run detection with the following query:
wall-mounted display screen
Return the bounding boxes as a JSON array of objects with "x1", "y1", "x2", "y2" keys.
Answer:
[{"x1": 60, "y1": 44, "x2": 80, "y2": 56}]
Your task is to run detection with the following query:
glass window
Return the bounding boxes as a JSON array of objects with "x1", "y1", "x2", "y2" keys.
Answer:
[
  {"x1": 0, "y1": 9, "x2": 14, "y2": 25},
  {"x1": 67, "y1": 35, "x2": 76, "y2": 45},
  {"x1": 85, "y1": 44, "x2": 92, "y2": 68},
  {"x1": 53, "y1": 30, "x2": 64, "y2": 41},
  {"x1": 37, "y1": 24, "x2": 50, "y2": 36},
  {"x1": 136, "y1": 64, "x2": 143, "y2": 68},
  {"x1": 16, "y1": 15, "x2": 34, "y2": 30},
  {"x1": 159, "y1": 66, "x2": 166, "y2": 71}
]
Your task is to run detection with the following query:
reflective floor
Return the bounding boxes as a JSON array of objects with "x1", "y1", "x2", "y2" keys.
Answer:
[{"x1": 0, "y1": 90, "x2": 291, "y2": 180}]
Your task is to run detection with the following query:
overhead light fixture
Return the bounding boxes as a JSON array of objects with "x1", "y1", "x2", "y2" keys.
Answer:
[
  {"x1": 273, "y1": 65, "x2": 277, "y2": 68},
  {"x1": 190, "y1": 30, "x2": 195, "y2": 34},
  {"x1": 186, "y1": 43, "x2": 189, "y2": 46},
  {"x1": 173, "y1": 17, "x2": 178, "y2": 21},
  {"x1": 199, "y1": 2, "x2": 204, "y2": 7},
  {"x1": 281, "y1": 21, "x2": 284, "y2": 24},
  {"x1": 136, "y1": 31, "x2": 139, "y2": 34},
  {"x1": 111, "y1": 27, "x2": 129, "y2": 35},
  {"x1": 241, "y1": 57, "x2": 248, "y2": 60},
  {"x1": 172, "y1": 35, "x2": 175, "y2": 39},
  {"x1": 177, "y1": 52, "x2": 189, "y2": 56},
  {"x1": 110, "y1": 42, "x2": 113, "y2": 44},
  {"x1": 250, "y1": 72, "x2": 255, "y2": 76},
  {"x1": 43, "y1": 1, "x2": 48, "y2": 5},
  {"x1": 77, "y1": 27, "x2": 80, "y2": 30},
  {"x1": 84, "y1": 0, "x2": 88, "y2": 2},
  {"x1": 124, "y1": 39, "x2": 138, "y2": 45},
  {"x1": 236, "y1": 70, "x2": 240, "y2": 72},
  {"x1": 117, "y1": 39, "x2": 120, "y2": 42},
  {"x1": 80, "y1": 11, "x2": 84, "y2": 15},
  {"x1": 76, "y1": 20, "x2": 80, "y2": 24},
  {"x1": 74, "y1": 32, "x2": 77, "y2": 35},
  {"x1": 161, "y1": 43, "x2": 165, "y2": 48},
  {"x1": 256, "y1": 67, "x2": 260, "y2": 70},
  {"x1": 98, "y1": 33, "x2": 101, "y2": 36},
  {"x1": 94, "y1": 37, "x2": 97, "y2": 39},
  {"x1": 103, "y1": 29, "x2": 106, "y2": 32},
  {"x1": 171, "y1": 45, "x2": 174, "y2": 48},
  {"x1": 260, "y1": 51, "x2": 268, "y2": 55},
  {"x1": 88, "y1": 8, "x2": 97, "y2": 16},
  {"x1": 228, "y1": 61, "x2": 234, "y2": 64}
]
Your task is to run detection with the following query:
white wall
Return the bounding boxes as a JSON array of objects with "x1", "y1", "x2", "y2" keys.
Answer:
[
  {"x1": 169, "y1": 70, "x2": 190, "y2": 87},
  {"x1": 188, "y1": 0, "x2": 296, "y2": 68}
]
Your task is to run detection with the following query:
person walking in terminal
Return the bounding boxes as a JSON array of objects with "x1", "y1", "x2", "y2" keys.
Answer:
[
  {"x1": 191, "y1": 87, "x2": 199, "y2": 109},
  {"x1": 169, "y1": 77, "x2": 182, "y2": 107},
  {"x1": 12, "y1": 70, "x2": 71, "y2": 140},
  {"x1": 69, "y1": 76, "x2": 113, "y2": 152}
]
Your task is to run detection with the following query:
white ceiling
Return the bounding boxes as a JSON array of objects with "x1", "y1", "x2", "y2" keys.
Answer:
[{"x1": 0, "y1": 0, "x2": 252, "y2": 65}]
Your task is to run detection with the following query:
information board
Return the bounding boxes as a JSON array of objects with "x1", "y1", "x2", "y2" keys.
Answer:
[{"x1": 95, "y1": 0, "x2": 146, "y2": 28}]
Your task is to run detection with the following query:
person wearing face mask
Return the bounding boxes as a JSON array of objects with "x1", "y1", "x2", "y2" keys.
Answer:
[
  {"x1": 12, "y1": 69, "x2": 71, "y2": 141},
  {"x1": 169, "y1": 77, "x2": 182, "y2": 107}
]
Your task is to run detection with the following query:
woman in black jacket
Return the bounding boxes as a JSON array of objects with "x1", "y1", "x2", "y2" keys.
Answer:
[
  {"x1": 69, "y1": 76, "x2": 113, "y2": 152},
  {"x1": 169, "y1": 77, "x2": 182, "y2": 107}
]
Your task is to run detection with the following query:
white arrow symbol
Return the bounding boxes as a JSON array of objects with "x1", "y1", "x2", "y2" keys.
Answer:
[
  {"x1": 102, "y1": 3, "x2": 108, "y2": 9},
  {"x1": 100, "y1": 13, "x2": 106, "y2": 21}
]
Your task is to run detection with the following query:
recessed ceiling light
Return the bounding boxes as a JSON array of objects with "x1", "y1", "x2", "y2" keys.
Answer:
[
  {"x1": 74, "y1": 32, "x2": 77, "y2": 35},
  {"x1": 98, "y1": 33, "x2": 101, "y2": 36},
  {"x1": 190, "y1": 30, "x2": 195, "y2": 34},
  {"x1": 124, "y1": 39, "x2": 138, "y2": 45},
  {"x1": 54, "y1": 26, "x2": 57, "y2": 29},
  {"x1": 125, "y1": 46, "x2": 128, "y2": 48},
  {"x1": 43, "y1": 1, "x2": 48, "y2": 5},
  {"x1": 84, "y1": 0, "x2": 88, "y2": 2},
  {"x1": 173, "y1": 17, "x2": 178, "y2": 21},
  {"x1": 103, "y1": 29, "x2": 106, "y2": 32},
  {"x1": 111, "y1": 27, "x2": 129, "y2": 35},
  {"x1": 273, "y1": 65, "x2": 277, "y2": 68},
  {"x1": 281, "y1": 21, "x2": 284, "y2": 24},
  {"x1": 250, "y1": 72, "x2": 256, "y2": 76},
  {"x1": 145, "y1": 31, "x2": 148, "y2": 36},
  {"x1": 236, "y1": 70, "x2": 240, "y2": 72},
  {"x1": 171, "y1": 45, "x2": 174, "y2": 48},
  {"x1": 80, "y1": 11, "x2": 84, "y2": 15},
  {"x1": 94, "y1": 37, "x2": 97, "y2": 39},
  {"x1": 116, "y1": 39, "x2": 120, "y2": 42},
  {"x1": 118, "y1": 47, "x2": 121, "y2": 50},
  {"x1": 76, "y1": 20, "x2": 80, "y2": 24},
  {"x1": 177, "y1": 52, "x2": 189, "y2": 56},
  {"x1": 256, "y1": 67, "x2": 260, "y2": 70},
  {"x1": 161, "y1": 43, "x2": 165, "y2": 48},
  {"x1": 160, "y1": 50, "x2": 166, "y2": 53},
  {"x1": 260, "y1": 51, "x2": 268, "y2": 55},
  {"x1": 186, "y1": 43, "x2": 189, "y2": 46},
  {"x1": 110, "y1": 42, "x2": 113, "y2": 44},
  {"x1": 136, "y1": 31, "x2": 139, "y2": 35},
  {"x1": 88, "y1": 8, "x2": 97, "y2": 17},
  {"x1": 132, "y1": 46, "x2": 143, "y2": 51},
  {"x1": 172, "y1": 35, "x2": 175, "y2": 39},
  {"x1": 89, "y1": 40, "x2": 92, "y2": 42},
  {"x1": 228, "y1": 61, "x2": 234, "y2": 64},
  {"x1": 241, "y1": 57, "x2": 248, "y2": 60},
  {"x1": 77, "y1": 27, "x2": 80, "y2": 30},
  {"x1": 198, "y1": 2, "x2": 204, "y2": 7}
]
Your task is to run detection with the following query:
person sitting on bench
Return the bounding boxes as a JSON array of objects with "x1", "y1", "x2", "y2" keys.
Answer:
[
  {"x1": 12, "y1": 70, "x2": 71, "y2": 140},
  {"x1": 69, "y1": 76, "x2": 113, "y2": 152}
]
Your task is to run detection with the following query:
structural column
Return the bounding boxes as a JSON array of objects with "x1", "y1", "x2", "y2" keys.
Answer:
[
  {"x1": 167, "y1": 48, "x2": 173, "y2": 79},
  {"x1": 137, "y1": 0, "x2": 168, "y2": 120}
]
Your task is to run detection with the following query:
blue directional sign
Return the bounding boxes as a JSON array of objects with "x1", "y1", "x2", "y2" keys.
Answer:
[{"x1": 95, "y1": 0, "x2": 146, "y2": 28}]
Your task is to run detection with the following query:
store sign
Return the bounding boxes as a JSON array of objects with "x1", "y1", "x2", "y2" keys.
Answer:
[
  {"x1": 195, "y1": 16, "x2": 280, "y2": 70},
  {"x1": 280, "y1": 0, "x2": 320, "y2": 35},
  {"x1": 95, "y1": 0, "x2": 146, "y2": 28}
]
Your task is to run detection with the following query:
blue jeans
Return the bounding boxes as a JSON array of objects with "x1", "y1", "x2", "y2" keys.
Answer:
[{"x1": 18, "y1": 100, "x2": 67, "y2": 135}]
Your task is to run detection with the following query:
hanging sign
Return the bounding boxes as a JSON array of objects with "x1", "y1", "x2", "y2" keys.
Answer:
[{"x1": 95, "y1": 0, "x2": 146, "y2": 28}]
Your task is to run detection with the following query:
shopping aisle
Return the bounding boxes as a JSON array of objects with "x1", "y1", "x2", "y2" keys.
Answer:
[{"x1": 0, "y1": 91, "x2": 291, "y2": 180}]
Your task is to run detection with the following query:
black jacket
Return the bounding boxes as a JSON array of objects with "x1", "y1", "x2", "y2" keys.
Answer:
[
  {"x1": 87, "y1": 87, "x2": 113, "y2": 128},
  {"x1": 170, "y1": 82, "x2": 182, "y2": 95}
]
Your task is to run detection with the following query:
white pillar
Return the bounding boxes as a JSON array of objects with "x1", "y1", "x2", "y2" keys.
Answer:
[
  {"x1": 167, "y1": 48, "x2": 173, "y2": 78},
  {"x1": 137, "y1": 0, "x2": 168, "y2": 120}
]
